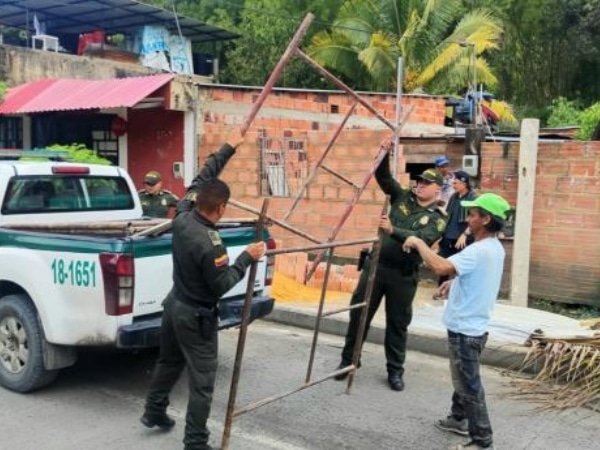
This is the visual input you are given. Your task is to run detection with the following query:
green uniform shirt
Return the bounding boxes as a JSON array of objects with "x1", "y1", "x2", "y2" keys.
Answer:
[
  {"x1": 138, "y1": 190, "x2": 179, "y2": 218},
  {"x1": 375, "y1": 154, "x2": 447, "y2": 270}
]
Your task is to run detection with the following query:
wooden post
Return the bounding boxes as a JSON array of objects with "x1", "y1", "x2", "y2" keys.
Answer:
[{"x1": 510, "y1": 118, "x2": 539, "y2": 307}]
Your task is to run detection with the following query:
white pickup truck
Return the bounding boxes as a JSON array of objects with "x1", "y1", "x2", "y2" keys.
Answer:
[{"x1": 0, "y1": 160, "x2": 275, "y2": 392}]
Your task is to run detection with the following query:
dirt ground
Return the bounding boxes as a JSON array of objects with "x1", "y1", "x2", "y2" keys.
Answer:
[{"x1": 272, "y1": 272, "x2": 440, "y2": 309}]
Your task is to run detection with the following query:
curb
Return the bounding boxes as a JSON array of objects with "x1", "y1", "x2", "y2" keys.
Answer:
[{"x1": 264, "y1": 305, "x2": 531, "y2": 372}]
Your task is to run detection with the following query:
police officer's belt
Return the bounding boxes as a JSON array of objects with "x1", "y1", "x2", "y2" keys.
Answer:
[{"x1": 172, "y1": 287, "x2": 217, "y2": 311}]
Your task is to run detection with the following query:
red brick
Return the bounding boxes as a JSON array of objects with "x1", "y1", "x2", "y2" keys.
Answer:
[{"x1": 569, "y1": 162, "x2": 599, "y2": 177}]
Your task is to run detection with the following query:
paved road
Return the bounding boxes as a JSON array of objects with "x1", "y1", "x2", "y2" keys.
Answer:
[{"x1": 1, "y1": 321, "x2": 598, "y2": 450}]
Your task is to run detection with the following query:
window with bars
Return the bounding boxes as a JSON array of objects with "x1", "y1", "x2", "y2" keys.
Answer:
[
  {"x1": 0, "y1": 117, "x2": 23, "y2": 149},
  {"x1": 258, "y1": 129, "x2": 308, "y2": 197}
]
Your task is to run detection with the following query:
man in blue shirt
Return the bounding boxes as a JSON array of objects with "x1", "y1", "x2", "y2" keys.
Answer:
[
  {"x1": 437, "y1": 171, "x2": 477, "y2": 288},
  {"x1": 402, "y1": 193, "x2": 510, "y2": 450}
]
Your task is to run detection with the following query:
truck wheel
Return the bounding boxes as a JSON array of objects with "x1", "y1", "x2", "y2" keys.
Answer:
[{"x1": 0, "y1": 294, "x2": 58, "y2": 392}]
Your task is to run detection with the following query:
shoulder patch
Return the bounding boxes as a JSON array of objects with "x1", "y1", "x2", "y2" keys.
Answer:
[
  {"x1": 184, "y1": 192, "x2": 198, "y2": 202},
  {"x1": 436, "y1": 218, "x2": 446, "y2": 232},
  {"x1": 398, "y1": 203, "x2": 410, "y2": 216},
  {"x1": 208, "y1": 230, "x2": 222, "y2": 246}
]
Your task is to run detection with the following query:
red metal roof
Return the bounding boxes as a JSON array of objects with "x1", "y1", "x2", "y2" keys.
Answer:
[{"x1": 0, "y1": 74, "x2": 174, "y2": 114}]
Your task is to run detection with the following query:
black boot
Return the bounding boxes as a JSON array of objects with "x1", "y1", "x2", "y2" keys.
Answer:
[
  {"x1": 140, "y1": 412, "x2": 175, "y2": 430},
  {"x1": 388, "y1": 373, "x2": 404, "y2": 391}
]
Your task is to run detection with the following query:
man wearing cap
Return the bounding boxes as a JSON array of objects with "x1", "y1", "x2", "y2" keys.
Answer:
[
  {"x1": 437, "y1": 170, "x2": 478, "y2": 288},
  {"x1": 403, "y1": 193, "x2": 510, "y2": 450},
  {"x1": 435, "y1": 155, "x2": 455, "y2": 210},
  {"x1": 138, "y1": 171, "x2": 179, "y2": 218},
  {"x1": 334, "y1": 138, "x2": 447, "y2": 392}
]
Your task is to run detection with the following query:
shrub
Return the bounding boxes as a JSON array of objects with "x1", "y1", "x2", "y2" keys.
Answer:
[
  {"x1": 575, "y1": 102, "x2": 600, "y2": 140},
  {"x1": 546, "y1": 97, "x2": 582, "y2": 128}
]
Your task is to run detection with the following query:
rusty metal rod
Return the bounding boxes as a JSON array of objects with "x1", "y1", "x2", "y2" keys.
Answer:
[
  {"x1": 320, "y1": 302, "x2": 367, "y2": 318},
  {"x1": 221, "y1": 199, "x2": 270, "y2": 450},
  {"x1": 295, "y1": 49, "x2": 397, "y2": 132},
  {"x1": 265, "y1": 237, "x2": 377, "y2": 256},
  {"x1": 283, "y1": 101, "x2": 359, "y2": 221},
  {"x1": 346, "y1": 197, "x2": 388, "y2": 394},
  {"x1": 240, "y1": 13, "x2": 315, "y2": 135},
  {"x1": 233, "y1": 365, "x2": 356, "y2": 418},
  {"x1": 321, "y1": 164, "x2": 360, "y2": 189},
  {"x1": 305, "y1": 144, "x2": 391, "y2": 281},
  {"x1": 229, "y1": 199, "x2": 322, "y2": 244},
  {"x1": 305, "y1": 248, "x2": 335, "y2": 383}
]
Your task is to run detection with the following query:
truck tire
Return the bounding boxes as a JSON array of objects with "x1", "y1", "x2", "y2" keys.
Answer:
[{"x1": 0, "y1": 294, "x2": 58, "y2": 392}]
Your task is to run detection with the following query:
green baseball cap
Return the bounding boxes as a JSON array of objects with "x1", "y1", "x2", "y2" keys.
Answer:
[
  {"x1": 419, "y1": 168, "x2": 444, "y2": 186},
  {"x1": 461, "y1": 193, "x2": 511, "y2": 220}
]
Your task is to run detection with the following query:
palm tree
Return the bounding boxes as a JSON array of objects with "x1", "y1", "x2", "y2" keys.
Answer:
[{"x1": 307, "y1": 0, "x2": 504, "y2": 94}]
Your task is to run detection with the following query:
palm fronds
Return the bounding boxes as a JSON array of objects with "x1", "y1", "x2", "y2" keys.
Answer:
[{"x1": 508, "y1": 335, "x2": 600, "y2": 412}]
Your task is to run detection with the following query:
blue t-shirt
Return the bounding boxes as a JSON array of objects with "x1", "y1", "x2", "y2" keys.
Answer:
[{"x1": 443, "y1": 237, "x2": 505, "y2": 336}]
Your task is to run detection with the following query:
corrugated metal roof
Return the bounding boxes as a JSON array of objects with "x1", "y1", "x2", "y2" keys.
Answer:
[
  {"x1": 0, "y1": 0, "x2": 239, "y2": 43},
  {"x1": 0, "y1": 74, "x2": 173, "y2": 114}
]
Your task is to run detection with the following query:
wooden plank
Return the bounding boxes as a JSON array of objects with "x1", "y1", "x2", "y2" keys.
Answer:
[{"x1": 510, "y1": 118, "x2": 539, "y2": 307}]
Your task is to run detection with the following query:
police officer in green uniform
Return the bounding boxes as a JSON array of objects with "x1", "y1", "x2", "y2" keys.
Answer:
[
  {"x1": 335, "y1": 140, "x2": 447, "y2": 392},
  {"x1": 138, "y1": 170, "x2": 179, "y2": 218},
  {"x1": 140, "y1": 129, "x2": 266, "y2": 450}
]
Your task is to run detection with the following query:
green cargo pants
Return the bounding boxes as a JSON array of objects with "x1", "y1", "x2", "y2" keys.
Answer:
[
  {"x1": 340, "y1": 260, "x2": 418, "y2": 376},
  {"x1": 144, "y1": 294, "x2": 218, "y2": 450}
]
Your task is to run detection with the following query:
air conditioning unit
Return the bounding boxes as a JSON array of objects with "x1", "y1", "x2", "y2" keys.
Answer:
[{"x1": 462, "y1": 155, "x2": 479, "y2": 176}]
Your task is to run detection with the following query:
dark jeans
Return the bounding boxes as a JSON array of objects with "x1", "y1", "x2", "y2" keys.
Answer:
[
  {"x1": 341, "y1": 261, "x2": 418, "y2": 376},
  {"x1": 447, "y1": 330, "x2": 493, "y2": 448},
  {"x1": 145, "y1": 294, "x2": 218, "y2": 450}
]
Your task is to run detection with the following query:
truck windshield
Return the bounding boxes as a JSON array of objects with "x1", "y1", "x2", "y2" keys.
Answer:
[{"x1": 2, "y1": 175, "x2": 134, "y2": 214}]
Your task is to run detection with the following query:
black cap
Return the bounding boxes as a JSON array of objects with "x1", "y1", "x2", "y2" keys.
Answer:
[{"x1": 454, "y1": 170, "x2": 470, "y2": 184}]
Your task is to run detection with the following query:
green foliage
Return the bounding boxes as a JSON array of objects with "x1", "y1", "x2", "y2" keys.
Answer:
[
  {"x1": 531, "y1": 298, "x2": 600, "y2": 319},
  {"x1": 546, "y1": 97, "x2": 582, "y2": 127},
  {"x1": 23, "y1": 144, "x2": 111, "y2": 165},
  {"x1": 307, "y1": 0, "x2": 504, "y2": 93},
  {"x1": 47, "y1": 144, "x2": 112, "y2": 165},
  {"x1": 0, "y1": 81, "x2": 6, "y2": 102},
  {"x1": 575, "y1": 102, "x2": 600, "y2": 140}
]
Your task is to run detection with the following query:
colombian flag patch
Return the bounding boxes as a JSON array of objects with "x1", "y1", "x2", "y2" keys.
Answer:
[{"x1": 214, "y1": 254, "x2": 229, "y2": 268}]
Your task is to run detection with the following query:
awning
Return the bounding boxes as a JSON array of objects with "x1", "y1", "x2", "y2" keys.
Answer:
[
  {"x1": 0, "y1": 0, "x2": 239, "y2": 43},
  {"x1": 0, "y1": 74, "x2": 173, "y2": 114}
]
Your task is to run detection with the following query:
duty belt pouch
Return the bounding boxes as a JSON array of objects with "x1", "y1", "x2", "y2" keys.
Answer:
[
  {"x1": 357, "y1": 248, "x2": 371, "y2": 271},
  {"x1": 195, "y1": 305, "x2": 218, "y2": 340}
]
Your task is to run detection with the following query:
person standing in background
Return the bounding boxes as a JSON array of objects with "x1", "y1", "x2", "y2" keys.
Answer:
[
  {"x1": 435, "y1": 156, "x2": 454, "y2": 211},
  {"x1": 138, "y1": 170, "x2": 179, "y2": 218},
  {"x1": 436, "y1": 170, "x2": 477, "y2": 289}
]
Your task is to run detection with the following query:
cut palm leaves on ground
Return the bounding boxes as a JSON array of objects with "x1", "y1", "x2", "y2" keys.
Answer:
[{"x1": 509, "y1": 335, "x2": 600, "y2": 412}]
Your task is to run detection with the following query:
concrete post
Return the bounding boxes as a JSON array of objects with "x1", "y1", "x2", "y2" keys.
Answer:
[{"x1": 510, "y1": 118, "x2": 539, "y2": 307}]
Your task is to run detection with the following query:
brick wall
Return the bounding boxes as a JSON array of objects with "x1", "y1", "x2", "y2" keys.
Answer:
[
  {"x1": 479, "y1": 141, "x2": 600, "y2": 305},
  {"x1": 198, "y1": 86, "x2": 600, "y2": 305}
]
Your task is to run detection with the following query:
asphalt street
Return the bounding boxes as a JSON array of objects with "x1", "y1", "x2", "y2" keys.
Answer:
[{"x1": 1, "y1": 321, "x2": 599, "y2": 450}]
